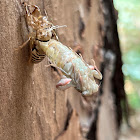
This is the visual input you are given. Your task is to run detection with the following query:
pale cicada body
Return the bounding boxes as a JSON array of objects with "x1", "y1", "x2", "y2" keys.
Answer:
[
  {"x1": 22, "y1": 3, "x2": 102, "y2": 96},
  {"x1": 36, "y1": 39, "x2": 102, "y2": 96}
]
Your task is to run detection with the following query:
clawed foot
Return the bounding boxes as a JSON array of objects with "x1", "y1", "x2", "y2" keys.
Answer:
[{"x1": 56, "y1": 77, "x2": 74, "y2": 90}]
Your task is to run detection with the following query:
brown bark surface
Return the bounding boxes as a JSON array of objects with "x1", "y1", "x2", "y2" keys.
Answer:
[{"x1": 0, "y1": 0, "x2": 126, "y2": 140}]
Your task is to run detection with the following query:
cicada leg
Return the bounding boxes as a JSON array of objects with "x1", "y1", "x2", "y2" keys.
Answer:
[
  {"x1": 15, "y1": 37, "x2": 30, "y2": 51},
  {"x1": 90, "y1": 59, "x2": 102, "y2": 80},
  {"x1": 49, "y1": 63, "x2": 76, "y2": 90},
  {"x1": 56, "y1": 77, "x2": 75, "y2": 90},
  {"x1": 44, "y1": 9, "x2": 48, "y2": 20},
  {"x1": 28, "y1": 38, "x2": 35, "y2": 64},
  {"x1": 92, "y1": 70, "x2": 102, "y2": 80},
  {"x1": 52, "y1": 30, "x2": 59, "y2": 41},
  {"x1": 48, "y1": 64, "x2": 69, "y2": 75}
]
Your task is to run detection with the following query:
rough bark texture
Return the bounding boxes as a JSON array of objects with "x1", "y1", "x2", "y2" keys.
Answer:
[
  {"x1": 87, "y1": 1, "x2": 128, "y2": 140},
  {"x1": 0, "y1": 0, "x2": 126, "y2": 140}
]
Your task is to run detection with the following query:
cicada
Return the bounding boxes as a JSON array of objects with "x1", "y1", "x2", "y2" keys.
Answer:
[{"x1": 21, "y1": 3, "x2": 102, "y2": 96}]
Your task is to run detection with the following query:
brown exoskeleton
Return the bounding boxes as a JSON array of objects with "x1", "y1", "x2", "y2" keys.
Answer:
[{"x1": 21, "y1": 2, "x2": 66, "y2": 63}]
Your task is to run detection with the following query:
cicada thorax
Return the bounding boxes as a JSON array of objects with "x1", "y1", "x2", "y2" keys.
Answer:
[{"x1": 36, "y1": 22, "x2": 54, "y2": 41}]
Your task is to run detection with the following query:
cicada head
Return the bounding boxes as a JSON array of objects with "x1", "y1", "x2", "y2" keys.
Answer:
[{"x1": 81, "y1": 76, "x2": 99, "y2": 96}]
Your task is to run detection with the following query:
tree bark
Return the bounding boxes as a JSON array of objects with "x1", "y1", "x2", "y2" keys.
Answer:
[{"x1": 0, "y1": 0, "x2": 126, "y2": 140}]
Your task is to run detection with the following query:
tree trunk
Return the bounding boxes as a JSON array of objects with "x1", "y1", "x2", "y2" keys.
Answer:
[{"x1": 0, "y1": 0, "x2": 126, "y2": 140}]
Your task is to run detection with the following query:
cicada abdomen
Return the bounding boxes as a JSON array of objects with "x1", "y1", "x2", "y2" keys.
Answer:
[{"x1": 31, "y1": 45, "x2": 46, "y2": 63}]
